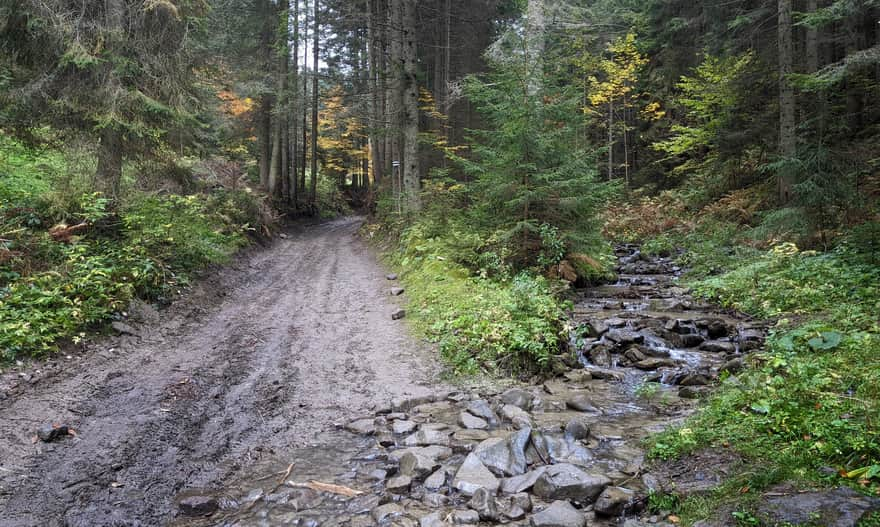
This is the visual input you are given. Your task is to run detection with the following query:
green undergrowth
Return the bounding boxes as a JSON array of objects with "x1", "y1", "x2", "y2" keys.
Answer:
[
  {"x1": 639, "y1": 227, "x2": 880, "y2": 524},
  {"x1": 0, "y1": 138, "x2": 268, "y2": 360},
  {"x1": 371, "y1": 218, "x2": 570, "y2": 376}
]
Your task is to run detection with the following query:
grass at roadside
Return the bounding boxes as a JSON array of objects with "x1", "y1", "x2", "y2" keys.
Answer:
[
  {"x1": 0, "y1": 137, "x2": 271, "y2": 360},
  {"x1": 607, "y1": 194, "x2": 880, "y2": 524}
]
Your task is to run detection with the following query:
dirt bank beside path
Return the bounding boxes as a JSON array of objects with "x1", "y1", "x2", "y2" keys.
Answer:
[{"x1": 0, "y1": 217, "x2": 444, "y2": 527}]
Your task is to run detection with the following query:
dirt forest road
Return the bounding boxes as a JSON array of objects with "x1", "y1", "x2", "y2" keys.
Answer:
[{"x1": 0, "y1": 217, "x2": 444, "y2": 527}]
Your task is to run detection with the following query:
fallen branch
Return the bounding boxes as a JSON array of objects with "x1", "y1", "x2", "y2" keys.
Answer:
[{"x1": 288, "y1": 480, "x2": 363, "y2": 497}]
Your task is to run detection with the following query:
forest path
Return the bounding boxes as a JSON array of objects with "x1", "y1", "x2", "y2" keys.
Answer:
[{"x1": 0, "y1": 216, "x2": 444, "y2": 527}]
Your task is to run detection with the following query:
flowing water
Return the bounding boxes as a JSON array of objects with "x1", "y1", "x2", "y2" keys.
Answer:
[{"x1": 172, "y1": 245, "x2": 765, "y2": 527}]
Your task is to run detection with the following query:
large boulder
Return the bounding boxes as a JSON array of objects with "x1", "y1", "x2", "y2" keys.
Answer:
[
  {"x1": 500, "y1": 467, "x2": 547, "y2": 494},
  {"x1": 594, "y1": 486, "x2": 637, "y2": 517},
  {"x1": 399, "y1": 452, "x2": 441, "y2": 479},
  {"x1": 532, "y1": 463, "x2": 610, "y2": 503},
  {"x1": 466, "y1": 399, "x2": 500, "y2": 426},
  {"x1": 453, "y1": 453, "x2": 500, "y2": 496},
  {"x1": 756, "y1": 485, "x2": 880, "y2": 527},
  {"x1": 530, "y1": 501, "x2": 585, "y2": 527},
  {"x1": 474, "y1": 428, "x2": 530, "y2": 477},
  {"x1": 500, "y1": 388, "x2": 534, "y2": 410}
]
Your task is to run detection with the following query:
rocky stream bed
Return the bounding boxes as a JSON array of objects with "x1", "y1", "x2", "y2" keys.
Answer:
[{"x1": 168, "y1": 246, "x2": 781, "y2": 527}]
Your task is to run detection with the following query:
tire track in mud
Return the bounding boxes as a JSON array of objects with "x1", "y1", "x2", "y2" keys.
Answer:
[{"x1": 0, "y1": 217, "x2": 443, "y2": 527}]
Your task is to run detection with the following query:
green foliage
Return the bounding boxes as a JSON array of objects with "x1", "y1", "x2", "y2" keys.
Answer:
[
  {"x1": 0, "y1": 140, "x2": 264, "y2": 360},
  {"x1": 646, "y1": 240, "x2": 880, "y2": 499},
  {"x1": 653, "y1": 52, "x2": 757, "y2": 177},
  {"x1": 384, "y1": 218, "x2": 568, "y2": 375},
  {"x1": 455, "y1": 38, "x2": 615, "y2": 269}
]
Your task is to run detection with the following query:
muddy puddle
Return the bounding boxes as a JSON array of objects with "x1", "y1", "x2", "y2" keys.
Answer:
[{"x1": 172, "y1": 245, "x2": 765, "y2": 527}]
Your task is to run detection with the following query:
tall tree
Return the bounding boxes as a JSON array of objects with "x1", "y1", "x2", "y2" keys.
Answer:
[
  {"x1": 401, "y1": 0, "x2": 421, "y2": 210},
  {"x1": 778, "y1": 0, "x2": 796, "y2": 203},
  {"x1": 309, "y1": 0, "x2": 320, "y2": 207}
]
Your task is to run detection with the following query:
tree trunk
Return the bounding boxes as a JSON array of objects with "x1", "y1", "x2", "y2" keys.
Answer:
[
  {"x1": 526, "y1": 0, "x2": 545, "y2": 96},
  {"x1": 309, "y1": 0, "x2": 319, "y2": 208},
  {"x1": 389, "y1": 0, "x2": 404, "y2": 209},
  {"x1": 367, "y1": 0, "x2": 383, "y2": 186},
  {"x1": 98, "y1": 0, "x2": 125, "y2": 199},
  {"x1": 301, "y1": 0, "x2": 309, "y2": 196},
  {"x1": 806, "y1": 0, "x2": 819, "y2": 74},
  {"x1": 258, "y1": 0, "x2": 275, "y2": 190},
  {"x1": 290, "y1": 0, "x2": 300, "y2": 206},
  {"x1": 778, "y1": 0, "x2": 796, "y2": 204},
  {"x1": 401, "y1": 0, "x2": 421, "y2": 211},
  {"x1": 97, "y1": 127, "x2": 123, "y2": 199}
]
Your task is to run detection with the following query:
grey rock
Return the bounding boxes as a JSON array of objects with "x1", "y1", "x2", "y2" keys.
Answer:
[
  {"x1": 585, "y1": 319, "x2": 609, "y2": 338},
  {"x1": 424, "y1": 469, "x2": 447, "y2": 490},
  {"x1": 678, "y1": 386, "x2": 710, "y2": 399},
  {"x1": 399, "y1": 452, "x2": 440, "y2": 479},
  {"x1": 392, "y1": 394, "x2": 436, "y2": 412},
  {"x1": 500, "y1": 404, "x2": 533, "y2": 429},
  {"x1": 37, "y1": 424, "x2": 70, "y2": 442},
  {"x1": 500, "y1": 467, "x2": 547, "y2": 494},
  {"x1": 532, "y1": 463, "x2": 610, "y2": 503},
  {"x1": 386, "y1": 273, "x2": 399, "y2": 280},
  {"x1": 633, "y1": 358, "x2": 677, "y2": 370},
  {"x1": 474, "y1": 428, "x2": 530, "y2": 477},
  {"x1": 420, "y1": 512, "x2": 448, "y2": 527},
  {"x1": 391, "y1": 287, "x2": 406, "y2": 296},
  {"x1": 389, "y1": 446, "x2": 453, "y2": 463},
  {"x1": 564, "y1": 419, "x2": 591, "y2": 441},
  {"x1": 606, "y1": 330, "x2": 644, "y2": 346},
  {"x1": 452, "y1": 510, "x2": 480, "y2": 524},
  {"x1": 465, "y1": 399, "x2": 499, "y2": 426},
  {"x1": 468, "y1": 487, "x2": 500, "y2": 521},
  {"x1": 566, "y1": 394, "x2": 600, "y2": 413},
  {"x1": 454, "y1": 429, "x2": 490, "y2": 442},
  {"x1": 501, "y1": 388, "x2": 534, "y2": 410},
  {"x1": 372, "y1": 503, "x2": 404, "y2": 523},
  {"x1": 530, "y1": 500, "x2": 585, "y2": 527},
  {"x1": 458, "y1": 411, "x2": 489, "y2": 430},
  {"x1": 453, "y1": 453, "x2": 500, "y2": 496},
  {"x1": 392, "y1": 309, "x2": 407, "y2": 320},
  {"x1": 678, "y1": 373, "x2": 713, "y2": 386},
  {"x1": 700, "y1": 341, "x2": 736, "y2": 354},
  {"x1": 179, "y1": 495, "x2": 219, "y2": 517},
  {"x1": 423, "y1": 492, "x2": 450, "y2": 508},
  {"x1": 594, "y1": 486, "x2": 636, "y2": 517},
  {"x1": 346, "y1": 418, "x2": 377, "y2": 435},
  {"x1": 368, "y1": 469, "x2": 388, "y2": 481},
  {"x1": 386, "y1": 475, "x2": 412, "y2": 494},
  {"x1": 584, "y1": 368, "x2": 623, "y2": 382},
  {"x1": 511, "y1": 492, "x2": 533, "y2": 513},
  {"x1": 403, "y1": 428, "x2": 451, "y2": 447},
  {"x1": 719, "y1": 357, "x2": 744, "y2": 374},
  {"x1": 393, "y1": 420, "x2": 418, "y2": 435},
  {"x1": 757, "y1": 486, "x2": 880, "y2": 527},
  {"x1": 529, "y1": 433, "x2": 593, "y2": 467},
  {"x1": 563, "y1": 370, "x2": 592, "y2": 383}
]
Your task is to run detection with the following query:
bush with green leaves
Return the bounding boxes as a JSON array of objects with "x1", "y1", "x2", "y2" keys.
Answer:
[{"x1": 0, "y1": 139, "x2": 267, "y2": 360}]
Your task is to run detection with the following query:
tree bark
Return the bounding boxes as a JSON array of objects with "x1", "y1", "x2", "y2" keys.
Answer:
[
  {"x1": 401, "y1": 0, "x2": 420, "y2": 211},
  {"x1": 97, "y1": 127, "x2": 123, "y2": 199},
  {"x1": 309, "y1": 0, "x2": 319, "y2": 208},
  {"x1": 258, "y1": 0, "x2": 275, "y2": 190},
  {"x1": 778, "y1": 0, "x2": 796, "y2": 203},
  {"x1": 367, "y1": 0, "x2": 383, "y2": 186},
  {"x1": 526, "y1": 0, "x2": 545, "y2": 96},
  {"x1": 290, "y1": 0, "x2": 300, "y2": 205},
  {"x1": 301, "y1": 0, "x2": 310, "y2": 196}
]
